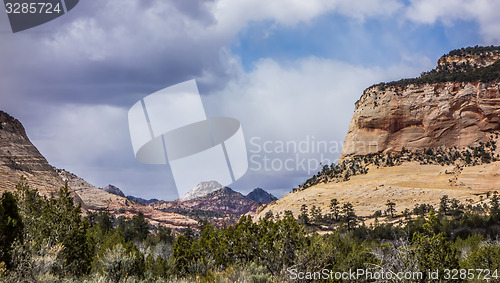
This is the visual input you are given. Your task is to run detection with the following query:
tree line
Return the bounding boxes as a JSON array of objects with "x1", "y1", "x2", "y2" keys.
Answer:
[{"x1": 1, "y1": 178, "x2": 500, "y2": 282}]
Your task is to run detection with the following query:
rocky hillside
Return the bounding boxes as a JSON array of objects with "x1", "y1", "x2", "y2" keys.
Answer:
[
  {"x1": 126, "y1": 195, "x2": 159, "y2": 205},
  {"x1": 0, "y1": 110, "x2": 196, "y2": 230},
  {"x1": 341, "y1": 46, "x2": 500, "y2": 158},
  {"x1": 0, "y1": 111, "x2": 66, "y2": 195},
  {"x1": 56, "y1": 169, "x2": 196, "y2": 229}
]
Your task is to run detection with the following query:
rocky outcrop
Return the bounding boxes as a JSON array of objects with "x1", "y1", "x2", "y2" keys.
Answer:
[
  {"x1": 256, "y1": 47, "x2": 500, "y2": 222},
  {"x1": 102, "y1": 184, "x2": 125, "y2": 197},
  {"x1": 435, "y1": 48, "x2": 500, "y2": 73},
  {"x1": 341, "y1": 50, "x2": 500, "y2": 158}
]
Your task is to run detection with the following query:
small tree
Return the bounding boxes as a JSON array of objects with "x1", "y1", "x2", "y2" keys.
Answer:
[
  {"x1": 490, "y1": 191, "x2": 500, "y2": 221},
  {"x1": 310, "y1": 205, "x2": 323, "y2": 224},
  {"x1": 403, "y1": 208, "x2": 411, "y2": 220},
  {"x1": 386, "y1": 200, "x2": 396, "y2": 218},
  {"x1": 439, "y1": 195, "x2": 450, "y2": 215},
  {"x1": 298, "y1": 204, "x2": 309, "y2": 225},
  {"x1": 449, "y1": 198, "x2": 463, "y2": 217},
  {"x1": 341, "y1": 203, "x2": 357, "y2": 230},
  {"x1": 329, "y1": 199, "x2": 340, "y2": 222},
  {"x1": 0, "y1": 192, "x2": 24, "y2": 268}
]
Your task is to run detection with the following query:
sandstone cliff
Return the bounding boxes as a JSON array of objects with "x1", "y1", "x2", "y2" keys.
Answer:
[{"x1": 341, "y1": 48, "x2": 500, "y2": 158}]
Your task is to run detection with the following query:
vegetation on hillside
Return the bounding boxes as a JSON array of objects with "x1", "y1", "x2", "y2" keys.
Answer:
[
  {"x1": 1, "y1": 178, "x2": 500, "y2": 282},
  {"x1": 299, "y1": 136, "x2": 498, "y2": 190},
  {"x1": 446, "y1": 45, "x2": 500, "y2": 57},
  {"x1": 157, "y1": 206, "x2": 240, "y2": 228},
  {"x1": 373, "y1": 45, "x2": 500, "y2": 88}
]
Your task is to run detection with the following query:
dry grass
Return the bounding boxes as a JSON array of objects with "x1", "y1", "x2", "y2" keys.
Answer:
[{"x1": 255, "y1": 161, "x2": 500, "y2": 220}]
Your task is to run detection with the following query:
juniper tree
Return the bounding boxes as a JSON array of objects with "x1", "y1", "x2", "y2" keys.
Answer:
[
  {"x1": 329, "y1": 198, "x2": 340, "y2": 222},
  {"x1": 341, "y1": 202, "x2": 357, "y2": 230},
  {"x1": 0, "y1": 191, "x2": 23, "y2": 268},
  {"x1": 386, "y1": 200, "x2": 396, "y2": 218}
]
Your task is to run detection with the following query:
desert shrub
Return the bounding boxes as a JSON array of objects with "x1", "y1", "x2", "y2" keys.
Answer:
[
  {"x1": 100, "y1": 244, "x2": 142, "y2": 283},
  {"x1": 463, "y1": 244, "x2": 500, "y2": 270}
]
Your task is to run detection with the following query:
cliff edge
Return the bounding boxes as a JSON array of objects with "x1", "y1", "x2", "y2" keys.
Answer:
[{"x1": 341, "y1": 46, "x2": 500, "y2": 158}]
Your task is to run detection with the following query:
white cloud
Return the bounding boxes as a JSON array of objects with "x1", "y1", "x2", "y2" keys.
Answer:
[
  {"x1": 406, "y1": 0, "x2": 500, "y2": 44},
  {"x1": 24, "y1": 56, "x2": 427, "y2": 199},
  {"x1": 42, "y1": 0, "x2": 405, "y2": 65},
  {"x1": 211, "y1": 0, "x2": 404, "y2": 35},
  {"x1": 29, "y1": 104, "x2": 129, "y2": 167},
  {"x1": 203, "y1": 56, "x2": 425, "y2": 180},
  {"x1": 43, "y1": 0, "x2": 214, "y2": 62}
]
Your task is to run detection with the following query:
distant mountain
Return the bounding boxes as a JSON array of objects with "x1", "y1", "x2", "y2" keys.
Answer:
[
  {"x1": 184, "y1": 187, "x2": 259, "y2": 214},
  {"x1": 152, "y1": 187, "x2": 260, "y2": 216},
  {"x1": 182, "y1": 180, "x2": 223, "y2": 201},
  {"x1": 246, "y1": 188, "x2": 277, "y2": 204},
  {"x1": 101, "y1": 184, "x2": 125, "y2": 197},
  {"x1": 126, "y1": 195, "x2": 159, "y2": 205}
]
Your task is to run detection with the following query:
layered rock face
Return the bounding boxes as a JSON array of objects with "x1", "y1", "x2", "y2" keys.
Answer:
[
  {"x1": 0, "y1": 110, "x2": 197, "y2": 229},
  {"x1": 341, "y1": 52, "x2": 500, "y2": 158},
  {"x1": 0, "y1": 111, "x2": 64, "y2": 194}
]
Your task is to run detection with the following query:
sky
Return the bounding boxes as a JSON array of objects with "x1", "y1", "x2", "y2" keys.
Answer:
[{"x1": 1, "y1": 0, "x2": 499, "y2": 200}]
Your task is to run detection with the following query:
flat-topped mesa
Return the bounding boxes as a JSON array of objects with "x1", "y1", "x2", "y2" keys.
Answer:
[{"x1": 341, "y1": 46, "x2": 500, "y2": 159}]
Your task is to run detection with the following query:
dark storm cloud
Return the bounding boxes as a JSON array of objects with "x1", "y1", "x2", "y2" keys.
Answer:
[{"x1": 0, "y1": 0, "x2": 231, "y2": 110}]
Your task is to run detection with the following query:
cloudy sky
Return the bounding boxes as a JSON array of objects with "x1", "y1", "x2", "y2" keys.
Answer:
[{"x1": 1, "y1": 0, "x2": 499, "y2": 200}]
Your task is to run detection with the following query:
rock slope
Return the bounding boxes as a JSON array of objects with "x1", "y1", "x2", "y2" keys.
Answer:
[
  {"x1": 0, "y1": 110, "x2": 196, "y2": 229},
  {"x1": 101, "y1": 184, "x2": 125, "y2": 197},
  {"x1": 0, "y1": 111, "x2": 65, "y2": 194}
]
